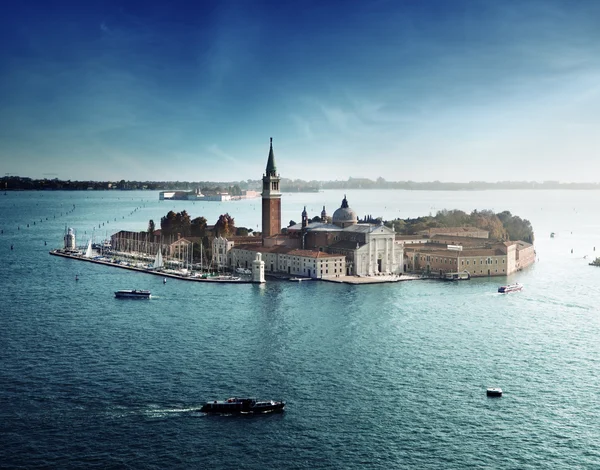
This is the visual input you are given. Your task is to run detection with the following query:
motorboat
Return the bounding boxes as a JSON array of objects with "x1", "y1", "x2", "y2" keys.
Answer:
[
  {"x1": 199, "y1": 397, "x2": 285, "y2": 414},
  {"x1": 486, "y1": 387, "x2": 503, "y2": 397},
  {"x1": 443, "y1": 270, "x2": 471, "y2": 281},
  {"x1": 498, "y1": 283, "x2": 522, "y2": 294},
  {"x1": 114, "y1": 289, "x2": 151, "y2": 299}
]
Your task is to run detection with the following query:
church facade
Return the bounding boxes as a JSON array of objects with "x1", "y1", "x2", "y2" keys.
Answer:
[{"x1": 225, "y1": 139, "x2": 404, "y2": 279}]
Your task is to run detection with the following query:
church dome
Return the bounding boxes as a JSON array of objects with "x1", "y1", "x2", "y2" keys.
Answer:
[{"x1": 332, "y1": 196, "x2": 357, "y2": 227}]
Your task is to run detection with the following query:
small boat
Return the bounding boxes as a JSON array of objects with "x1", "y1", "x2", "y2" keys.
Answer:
[
  {"x1": 289, "y1": 277, "x2": 309, "y2": 282},
  {"x1": 114, "y1": 289, "x2": 151, "y2": 299},
  {"x1": 199, "y1": 397, "x2": 285, "y2": 414},
  {"x1": 498, "y1": 283, "x2": 522, "y2": 294},
  {"x1": 443, "y1": 270, "x2": 471, "y2": 281},
  {"x1": 486, "y1": 387, "x2": 503, "y2": 397}
]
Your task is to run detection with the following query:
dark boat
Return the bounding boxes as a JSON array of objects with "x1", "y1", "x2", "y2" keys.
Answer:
[
  {"x1": 115, "y1": 289, "x2": 151, "y2": 299},
  {"x1": 199, "y1": 397, "x2": 285, "y2": 414},
  {"x1": 487, "y1": 387, "x2": 503, "y2": 397},
  {"x1": 498, "y1": 283, "x2": 522, "y2": 294}
]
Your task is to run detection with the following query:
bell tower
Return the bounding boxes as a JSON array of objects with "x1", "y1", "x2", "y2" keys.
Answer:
[{"x1": 261, "y1": 137, "x2": 281, "y2": 244}]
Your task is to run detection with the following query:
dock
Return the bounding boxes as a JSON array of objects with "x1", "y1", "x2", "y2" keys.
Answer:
[{"x1": 49, "y1": 250, "x2": 253, "y2": 284}]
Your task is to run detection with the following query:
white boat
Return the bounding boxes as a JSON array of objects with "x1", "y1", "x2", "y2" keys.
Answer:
[
  {"x1": 498, "y1": 283, "x2": 522, "y2": 294},
  {"x1": 152, "y1": 248, "x2": 164, "y2": 269},
  {"x1": 84, "y1": 239, "x2": 93, "y2": 258},
  {"x1": 115, "y1": 290, "x2": 151, "y2": 299}
]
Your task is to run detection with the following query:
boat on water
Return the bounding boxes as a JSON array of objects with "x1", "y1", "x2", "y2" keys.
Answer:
[
  {"x1": 114, "y1": 289, "x2": 151, "y2": 299},
  {"x1": 199, "y1": 397, "x2": 285, "y2": 414},
  {"x1": 443, "y1": 270, "x2": 471, "y2": 281},
  {"x1": 498, "y1": 283, "x2": 522, "y2": 294},
  {"x1": 289, "y1": 277, "x2": 310, "y2": 282},
  {"x1": 487, "y1": 387, "x2": 503, "y2": 397}
]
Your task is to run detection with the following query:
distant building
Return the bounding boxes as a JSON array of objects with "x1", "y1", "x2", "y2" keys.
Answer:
[{"x1": 159, "y1": 188, "x2": 231, "y2": 201}]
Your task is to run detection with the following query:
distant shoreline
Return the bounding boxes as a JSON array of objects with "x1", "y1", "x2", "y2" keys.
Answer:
[
  {"x1": 3, "y1": 176, "x2": 600, "y2": 192},
  {"x1": 4, "y1": 186, "x2": 600, "y2": 192}
]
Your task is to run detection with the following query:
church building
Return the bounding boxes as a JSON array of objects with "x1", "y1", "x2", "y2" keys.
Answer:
[{"x1": 225, "y1": 138, "x2": 404, "y2": 279}]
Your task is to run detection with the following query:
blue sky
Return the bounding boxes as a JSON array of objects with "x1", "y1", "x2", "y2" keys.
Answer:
[{"x1": 2, "y1": 0, "x2": 600, "y2": 182}]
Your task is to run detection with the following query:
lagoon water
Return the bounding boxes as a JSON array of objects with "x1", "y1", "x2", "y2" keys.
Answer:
[{"x1": 1, "y1": 189, "x2": 600, "y2": 469}]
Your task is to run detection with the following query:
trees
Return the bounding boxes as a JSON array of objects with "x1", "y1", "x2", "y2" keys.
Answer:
[
  {"x1": 469, "y1": 210, "x2": 507, "y2": 240},
  {"x1": 160, "y1": 210, "x2": 191, "y2": 237},
  {"x1": 161, "y1": 211, "x2": 177, "y2": 236},
  {"x1": 214, "y1": 213, "x2": 235, "y2": 237},
  {"x1": 147, "y1": 219, "x2": 156, "y2": 235},
  {"x1": 191, "y1": 216, "x2": 208, "y2": 237}
]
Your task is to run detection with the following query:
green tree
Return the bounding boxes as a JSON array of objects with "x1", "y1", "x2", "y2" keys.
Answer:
[
  {"x1": 161, "y1": 211, "x2": 177, "y2": 236},
  {"x1": 174, "y1": 210, "x2": 191, "y2": 237},
  {"x1": 147, "y1": 219, "x2": 156, "y2": 235},
  {"x1": 469, "y1": 210, "x2": 507, "y2": 240},
  {"x1": 191, "y1": 216, "x2": 208, "y2": 237},
  {"x1": 214, "y1": 213, "x2": 235, "y2": 237}
]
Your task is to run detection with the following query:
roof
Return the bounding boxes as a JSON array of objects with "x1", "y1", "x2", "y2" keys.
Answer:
[
  {"x1": 286, "y1": 249, "x2": 343, "y2": 259},
  {"x1": 232, "y1": 244, "x2": 343, "y2": 259},
  {"x1": 265, "y1": 137, "x2": 276, "y2": 176},
  {"x1": 418, "y1": 226, "x2": 489, "y2": 235},
  {"x1": 332, "y1": 196, "x2": 357, "y2": 224},
  {"x1": 342, "y1": 223, "x2": 392, "y2": 234},
  {"x1": 287, "y1": 221, "x2": 342, "y2": 232},
  {"x1": 459, "y1": 248, "x2": 506, "y2": 256},
  {"x1": 430, "y1": 234, "x2": 490, "y2": 244},
  {"x1": 328, "y1": 240, "x2": 365, "y2": 250},
  {"x1": 404, "y1": 245, "x2": 506, "y2": 257}
]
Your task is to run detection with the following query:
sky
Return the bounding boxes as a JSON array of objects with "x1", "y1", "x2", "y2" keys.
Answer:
[{"x1": 2, "y1": 0, "x2": 600, "y2": 183}]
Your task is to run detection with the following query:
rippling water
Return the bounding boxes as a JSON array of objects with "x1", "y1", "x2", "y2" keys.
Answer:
[{"x1": 1, "y1": 190, "x2": 600, "y2": 468}]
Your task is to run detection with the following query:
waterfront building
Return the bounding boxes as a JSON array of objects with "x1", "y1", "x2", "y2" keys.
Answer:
[
  {"x1": 229, "y1": 244, "x2": 346, "y2": 279},
  {"x1": 403, "y1": 236, "x2": 535, "y2": 277}
]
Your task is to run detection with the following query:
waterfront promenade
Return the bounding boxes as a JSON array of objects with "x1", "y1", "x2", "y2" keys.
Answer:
[{"x1": 49, "y1": 249, "x2": 421, "y2": 285}]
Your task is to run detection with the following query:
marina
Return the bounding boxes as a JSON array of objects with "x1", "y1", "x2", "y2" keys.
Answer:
[{"x1": 49, "y1": 249, "x2": 254, "y2": 283}]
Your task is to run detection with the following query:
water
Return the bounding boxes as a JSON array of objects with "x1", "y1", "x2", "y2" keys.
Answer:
[{"x1": 1, "y1": 190, "x2": 600, "y2": 469}]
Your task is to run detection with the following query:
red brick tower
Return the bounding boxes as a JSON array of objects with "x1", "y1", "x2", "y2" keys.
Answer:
[{"x1": 261, "y1": 137, "x2": 281, "y2": 244}]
